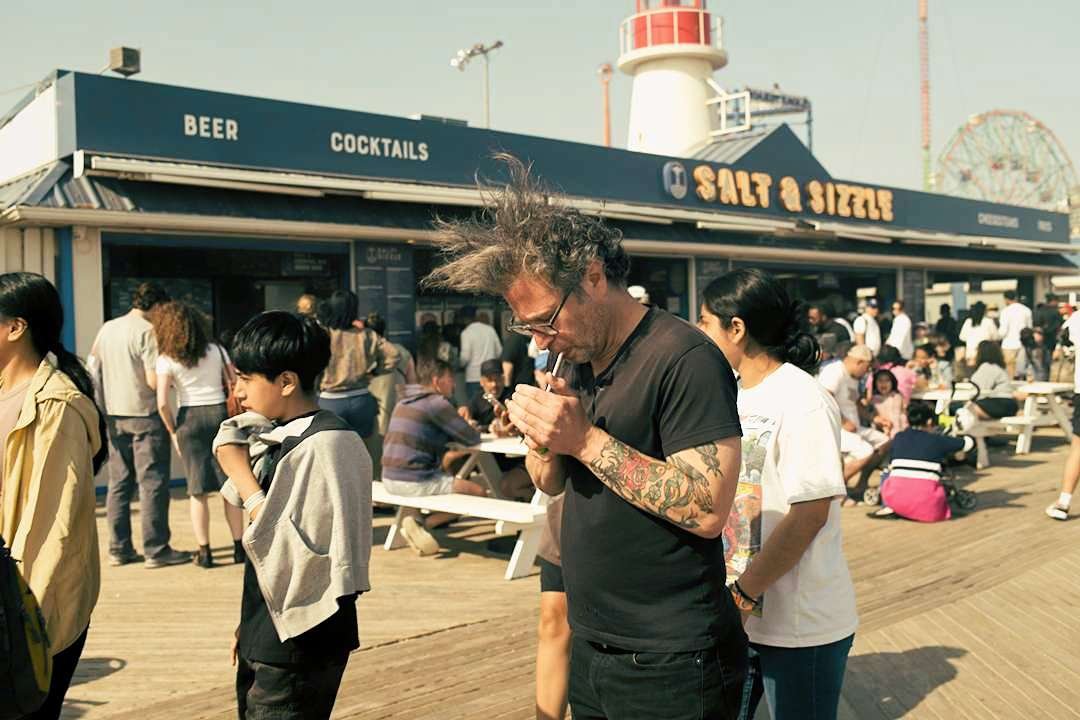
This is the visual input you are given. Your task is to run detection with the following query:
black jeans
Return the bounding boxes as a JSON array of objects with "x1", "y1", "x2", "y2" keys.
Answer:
[
  {"x1": 22, "y1": 626, "x2": 88, "y2": 720},
  {"x1": 569, "y1": 633, "x2": 748, "y2": 720},
  {"x1": 236, "y1": 654, "x2": 349, "y2": 720}
]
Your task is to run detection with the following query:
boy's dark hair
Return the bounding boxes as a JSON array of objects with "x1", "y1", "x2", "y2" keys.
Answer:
[
  {"x1": 132, "y1": 281, "x2": 169, "y2": 311},
  {"x1": 230, "y1": 311, "x2": 331, "y2": 392},
  {"x1": 1004, "y1": 290, "x2": 1017, "y2": 301},
  {"x1": 417, "y1": 357, "x2": 452, "y2": 385},
  {"x1": 907, "y1": 402, "x2": 936, "y2": 427}
]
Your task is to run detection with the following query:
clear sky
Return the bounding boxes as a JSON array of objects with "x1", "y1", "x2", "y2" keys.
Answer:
[{"x1": 3, "y1": 0, "x2": 1077, "y2": 193}]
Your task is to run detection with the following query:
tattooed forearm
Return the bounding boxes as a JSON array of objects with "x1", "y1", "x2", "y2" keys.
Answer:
[{"x1": 585, "y1": 436, "x2": 721, "y2": 531}]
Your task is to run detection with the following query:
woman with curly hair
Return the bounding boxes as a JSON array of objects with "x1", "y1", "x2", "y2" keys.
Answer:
[{"x1": 151, "y1": 301, "x2": 243, "y2": 568}]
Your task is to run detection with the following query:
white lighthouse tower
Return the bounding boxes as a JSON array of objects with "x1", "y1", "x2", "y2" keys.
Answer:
[{"x1": 617, "y1": 0, "x2": 728, "y2": 156}]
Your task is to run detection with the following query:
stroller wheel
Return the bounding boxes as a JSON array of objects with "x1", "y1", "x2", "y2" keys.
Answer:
[
  {"x1": 955, "y1": 489, "x2": 977, "y2": 511},
  {"x1": 863, "y1": 487, "x2": 881, "y2": 506}
]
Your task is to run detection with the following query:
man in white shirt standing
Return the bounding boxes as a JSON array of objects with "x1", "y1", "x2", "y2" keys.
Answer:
[
  {"x1": 457, "y1": 305, "x2": 503, "y2": 402},
  {"x1": 998, "y1": 290, "x2": 1033, "y2": 379},
  {"x1": 885, "y1": 300, "x2": 914, "y2": 360},
  {"x1": 852, "y1": 298, "x2": 882, "y2": 357}
]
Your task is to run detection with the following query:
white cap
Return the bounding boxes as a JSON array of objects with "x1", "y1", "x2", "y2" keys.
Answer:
[{"x1": 628, "y1": 285, "x2": 649, "y2": 303}]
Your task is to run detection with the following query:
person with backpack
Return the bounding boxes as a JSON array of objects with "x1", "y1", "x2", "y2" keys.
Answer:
[{"x1": 0, "y1": 273, "x2": 107, "y2": 719}]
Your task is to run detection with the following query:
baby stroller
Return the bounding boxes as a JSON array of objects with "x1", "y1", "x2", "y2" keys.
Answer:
[{"x1": 863, "y1": 381, "x2": 978, "y2": 513}]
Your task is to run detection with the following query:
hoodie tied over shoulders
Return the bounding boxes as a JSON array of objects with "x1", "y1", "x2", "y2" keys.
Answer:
[{"x1": 213, "y1": 410, "x2": 373, "y2": 642}]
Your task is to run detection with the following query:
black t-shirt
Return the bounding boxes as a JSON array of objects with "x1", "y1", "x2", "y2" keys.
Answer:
[
  {"x1": 466, "y1": 386, "x2": 513, "y2": 428},
  {"x1": 238, "y1": 412, "x2": 360, "y2": 665},
  {"x1": 560, "y1": 307, "x2": 743, "y2": 652},
  {"x1": 501, "y1": 333, "x2": 535, "y2": 388}
]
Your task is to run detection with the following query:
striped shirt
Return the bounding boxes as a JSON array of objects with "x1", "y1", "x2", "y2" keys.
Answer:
[{"x1": 382, "y1": 385, "x2": 481, "y2": 483}]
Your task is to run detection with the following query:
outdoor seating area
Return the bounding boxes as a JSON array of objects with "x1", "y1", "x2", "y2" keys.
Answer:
[{"x1": 59, "y1": 423, "x2": 1080, "y2": 720}]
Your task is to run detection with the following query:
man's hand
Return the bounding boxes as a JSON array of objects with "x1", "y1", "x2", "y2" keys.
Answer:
[
  {"x1": 457, "y1": 406, "x2": 472, "y2": 421},
  {"x1": 506, "y1": 378, "x2": 592, "y2": 458},
  {"x1": 842, "y1": 418, "x2": 858, "y2": 433}
]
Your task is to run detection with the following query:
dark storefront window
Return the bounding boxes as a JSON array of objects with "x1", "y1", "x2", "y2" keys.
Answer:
[{"x1": 104, "y1": 236, "x2": 349, "y2": 337}]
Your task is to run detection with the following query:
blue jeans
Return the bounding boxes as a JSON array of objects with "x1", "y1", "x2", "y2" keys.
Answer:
[
  {"x1": 570, "y1": 633, "x2": 748, "y2": 720},
  {"x1": 739, "y1": 634, "x2": 854, "y2": 720},
  {"x1": 318, "y1": 393, "x2": 378, "y2": 438}
]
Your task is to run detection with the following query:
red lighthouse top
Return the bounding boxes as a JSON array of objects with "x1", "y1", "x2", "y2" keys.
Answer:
[{"x1": 617, "y1": 0, "x2": 727, "y2": 73}]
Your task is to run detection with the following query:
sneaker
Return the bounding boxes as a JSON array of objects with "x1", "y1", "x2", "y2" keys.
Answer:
[
  {"x1": 144, "y1": 548, "x2": 193, "y2": 569},
  {"x1": 1046, "y1": 504, "x2": 1070, "y2": 521},
  {"x1": 399, "y1": 516, "x2": 440, "y2": 556},
  {"x1": 108, "y1": 550, "x2": 143, "y2": 567}
]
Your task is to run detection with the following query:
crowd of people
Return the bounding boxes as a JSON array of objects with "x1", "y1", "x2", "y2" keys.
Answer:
[{"x1": 4, "y1": 155, "x2": 1080, "y2": 720}]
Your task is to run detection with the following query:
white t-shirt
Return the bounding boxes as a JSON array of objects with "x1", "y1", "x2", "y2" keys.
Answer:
[
  {"x1": 998, "y1": 302, "x2": 1033, "y2": 350},
  {"x1": 817, "y1": 360, "x2": 860, "y2": 427},
  {"x1": 156, "y1": 344, "x2": 230, "y2": 407},
  {"x1": 1065, "y1": 312, "x2": 1080, "y2": 388},
  {"x1": 727, "y1": 363, "x2": 858, "y2": 647},
  {"x1": 459, "y1": 321, "x2": 503, "y2": 383},
  {"x1": 885, "y1": 312, "x2": 914, "y2": 359},
  {"x1": 852, "y1": 314, "x2": 882, "y2": 356},
  {"x1": 958, "y1": 317, "x2": 999, "y2": 359}
]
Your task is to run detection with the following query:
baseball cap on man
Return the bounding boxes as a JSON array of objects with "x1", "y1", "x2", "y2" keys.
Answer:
[
  {"x1": 480, "y1": 358, "x2": 503, "y2": 378},
  {"x1": 865, "y1": 298, "x2": 879, "y2": 309}
]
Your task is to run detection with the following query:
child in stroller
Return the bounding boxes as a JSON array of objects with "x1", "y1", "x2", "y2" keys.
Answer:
[{"x1": 867, "y1": 402, "x2": 976, "y2": 521}]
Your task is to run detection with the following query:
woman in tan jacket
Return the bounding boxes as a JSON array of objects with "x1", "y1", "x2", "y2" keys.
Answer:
[{"x1": 0, "y1": 272, "x2": 105, "y2": 720}]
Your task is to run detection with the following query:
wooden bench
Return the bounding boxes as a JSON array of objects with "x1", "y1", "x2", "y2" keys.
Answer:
[{"x1": 372, "y1": 481, "x2": 548, "y2": 580}]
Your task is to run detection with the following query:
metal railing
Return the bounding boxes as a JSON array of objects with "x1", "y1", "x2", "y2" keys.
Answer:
[{"x1": 618, "y1": 7, "x2": 724, "y2": 57}]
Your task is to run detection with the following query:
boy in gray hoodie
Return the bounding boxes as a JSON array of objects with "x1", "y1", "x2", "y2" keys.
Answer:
[{"x1": 213, "y1": 311, "x2": 372, "y2": 720}]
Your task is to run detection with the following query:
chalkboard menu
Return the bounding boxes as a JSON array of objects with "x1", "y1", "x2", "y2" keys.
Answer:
[
  {"x1": 109, "y1": 276, "x2": 213, "y2": 320},
  {"x1": 355, "y1": 242, "x2": 416, "y2": 348},
  {"x1": 901, "y1": 268, "x2": 927, "y2": 322}
]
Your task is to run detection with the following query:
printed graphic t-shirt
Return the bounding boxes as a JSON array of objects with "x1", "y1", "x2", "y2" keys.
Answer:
[{"x1": 728, "y1": 363, "x2": 859, "y2": 648}]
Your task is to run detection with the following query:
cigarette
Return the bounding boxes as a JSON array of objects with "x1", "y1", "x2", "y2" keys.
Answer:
[
  {"x1": 544, "y1": 352, "x2": 565, "y2": 392},
  {"x1": 535, "y1": 352, "x2": 565, "y2": 455}
]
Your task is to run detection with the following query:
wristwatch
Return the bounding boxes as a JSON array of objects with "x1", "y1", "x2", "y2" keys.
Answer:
[{"x1": 730, "y1": 587, "x2": 756, "y2": 613}]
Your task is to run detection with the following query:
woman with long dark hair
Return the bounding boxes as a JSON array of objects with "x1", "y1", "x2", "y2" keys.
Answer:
[
  {"x1": 151, "y1": 301, "x2": 244, "y2": 569},
  {"x1": 697, "y1": 269, "x2": 857, "y2": 720},
  {"x1": 0, "y1": 272, "x2": 106, "y2": 719},
  {"x1": 317, "y1": 290, "x2": 398, "y2": 444},
  {"x1": 958, "y1": 301, "x2": 998, "y2": 368}
]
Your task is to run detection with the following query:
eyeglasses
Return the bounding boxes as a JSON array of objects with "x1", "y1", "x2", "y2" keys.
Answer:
[{"x1": 506, "y1": 290, "x2": 571, "y2": 337}]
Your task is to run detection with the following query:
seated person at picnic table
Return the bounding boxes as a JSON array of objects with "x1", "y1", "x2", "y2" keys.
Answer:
[
  {"x1": 877, "y1": 344, "x2": 918, "y2": 402},
  {"x1": 456, "y1": 358, "x2": 535, "y2": 501},
  {"x1": 458, "y1": 358, "x2": 514, "y2": 435},
  {"x1": 951, "y1": 340, "x2": 1020, "y2": 423},
  {"x1": 875, "y1": 403, "x2": 975, "y2": 522},
  {"x1": 909, "y1": 344, "x2": 953, "y2": 391},
  {"x1": 868, "y1": 368, "x2": 908, "y2": 438},
  {"x1": 819, "y1": 344, "x2": 892, "y2": 503},
  {"x1": 381, "y1": 358, "x2": 486, "y2": 554}
]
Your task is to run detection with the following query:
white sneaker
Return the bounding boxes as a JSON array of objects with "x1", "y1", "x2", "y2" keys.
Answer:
[
  {"x1": 1046, "y1": 504, "x2": 1070, "y2": 521},
  {"x1": 400, "y1": 516, "x2": 440, "y2": 556}
]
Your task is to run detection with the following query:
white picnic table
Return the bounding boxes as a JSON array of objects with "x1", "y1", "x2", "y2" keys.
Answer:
[
  {"x1": 377, "y1": 432, "x2": 549, "y2": 580},
  {"x1": 911, "y1": 381, "x2": 1073, "y2": 461}
]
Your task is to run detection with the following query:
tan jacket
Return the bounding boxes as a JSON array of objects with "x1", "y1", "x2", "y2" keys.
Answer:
[
  {"x1": 0, "y1": 358, "x2": 102, "y2": 654},
  {"x1": 320, "y1": 327, "x2": 399, "y2": 394}
]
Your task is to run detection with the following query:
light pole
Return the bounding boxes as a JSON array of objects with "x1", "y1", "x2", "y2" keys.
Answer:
[{"x1": 450, "y1": 41, "x2": 503, "y2": 129}]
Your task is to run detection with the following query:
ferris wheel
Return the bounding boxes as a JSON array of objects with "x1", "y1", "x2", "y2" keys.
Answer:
[{"x1": 936, "y1": 110, "x2": 1078, "y2": 213}]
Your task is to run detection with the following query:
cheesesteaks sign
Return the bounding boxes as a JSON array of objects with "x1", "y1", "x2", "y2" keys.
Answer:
[{"x1": 664, "y1": 161, "x2": 895, "y2": 223}]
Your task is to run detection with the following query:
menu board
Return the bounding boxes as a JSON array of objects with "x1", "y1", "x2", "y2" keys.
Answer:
[
  {"x1": 109, "y1": 276, "x2": 213, "y2": 321},
  {"x1": 901, "y1": 268, "x2": 927, "y2": 322},
  {"x1": 355, "y1": 242, "x2": 416, "y2": 349}
]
